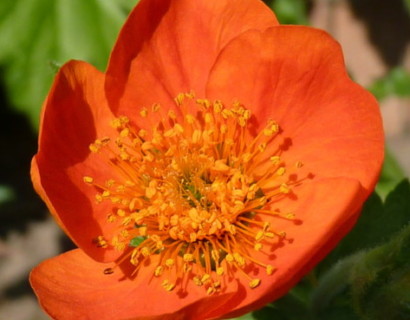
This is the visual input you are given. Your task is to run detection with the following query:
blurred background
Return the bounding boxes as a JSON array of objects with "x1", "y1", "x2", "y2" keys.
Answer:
[{"x1": 0, "y1": 0, "x2": 409, "y2": 319}]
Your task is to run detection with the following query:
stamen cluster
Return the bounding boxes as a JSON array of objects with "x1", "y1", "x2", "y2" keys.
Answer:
[{"x1": 85, "y1": 93, "x2": 301, "y2": 294}]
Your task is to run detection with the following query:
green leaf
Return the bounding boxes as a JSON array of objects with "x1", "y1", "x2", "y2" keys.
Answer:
[
  {"x1": 405, "y1": 0, "x2": 410, "y2": 15},
  {"x1": 0, "y1": 185, "x2": 15, "y2": 204},
  {"x1": 228, "y1": 312, "x2": 255, "y2": 320},
  {"x1": 311, "y1": 180, "x2": 410, "y2": 319},
  {"x1": 376, "y1": 149, "x2": 405, "y2": 198},
  {"x1": 231, "y1": 180, "x2": 410, "y2": 320},
  {"x1": 369, "y1": 67, "x2": 410, "y2": 100},
  {"x1": 270, "y1": 0, "x2": 309, "y2": 25},
  {"x1": 236, "y1": 180, "x2": 410, "y2": 320},
  {"x1": 115, "y1": 0, "x2": 138, "y2": 12},
  {"x1": 316, "y1": 306, "x2": 360, "y2": 320},
  {"x1": 0, "y1": 0, "x2": 138, "y2": 129},
  {"x1": 253, "y1": 305, "x2": 288, "y2": 320},
  {"x1": 319, "y1": 179, "x2": 410, "y2": 271},
  {"x1": 350, "y1": 223, "x2": 410, "y2": 320},
  {"x1": 310, "y1": 252, "x2": 364, "y2": 317},
  {"x1": 311, "y1": 226, "x2": 410, "y2": 320},
  {"x1": 310, "y1": 257, "x2": 362, "y2": 320}
]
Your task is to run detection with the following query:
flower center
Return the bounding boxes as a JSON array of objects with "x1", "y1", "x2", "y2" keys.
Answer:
[{"x1": 84, "y1": 92, "x2": 304, "y2": 294}]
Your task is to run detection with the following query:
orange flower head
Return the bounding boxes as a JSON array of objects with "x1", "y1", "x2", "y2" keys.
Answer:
[{"x1": 30, "y1": 0, "x2": 384, "y2": 319}]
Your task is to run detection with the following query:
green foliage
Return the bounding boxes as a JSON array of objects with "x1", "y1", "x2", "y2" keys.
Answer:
[
  {"x1": 349, "y1": 224, "x2": 410, "y2": 320},
  {"x1": 313, "y1": 179, "x2": 410, "y2": 320},
  {"x1": 0, "y1": 185, "x2": 15, "y2": 204},
  {"x1": 0, "y1": 0, "x2": 138, "y2": 129},
  {"x1": 269, "y1": 0, "x2": 309, "y2": 25},
  {"x1": 232, "y1": 313, "x2": 255, "y2": 320},
  {"x1": 257, "y1": 293, "x2": 313, "y2": 320},
  {"x1": 369, "y1": 67, "x2": 410, "y2": 101},
  {"x1": 376, "y1": 149, "x2": 406, "y2": 198},
  {"x1": 321, "y1": 179, "x2": 410, "y2": 269},
  {"x1": 405, "y1": 0, "x2": 410, "y2": 13}
]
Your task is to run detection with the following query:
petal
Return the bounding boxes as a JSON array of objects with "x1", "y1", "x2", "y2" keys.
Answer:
[
  {"x1": 207, "y1": 26, "x2": 384, "y2": 196},
  {"x1": 211, "y1": 177, "x2": 364, "y2": 318},
  {"x1": 30, "y1": 249, "x2": 240, "y2": 320},
  {"x1": 32, "y1": 60, "x2": 121, "y2": 262},
  {"x1": 105, "y1": 0, "x2": 278, "y2": 118}
]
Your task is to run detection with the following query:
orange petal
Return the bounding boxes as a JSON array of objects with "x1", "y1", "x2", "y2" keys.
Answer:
[
  {"x1": 32, "y1": 60, "x2": 121, "y2": 262},
  {"x1": 207, "y1": 26, "x2": 384, "y2": 195},
  {"x1": 212, "y1": 177, "x2": 364, "y2": 318},
  {"x1": 105, "y1": 0, "x2": 278, "y2": 118},
  {"x1": 30, "y1": 249, "x2": 240, "y2": 320}
]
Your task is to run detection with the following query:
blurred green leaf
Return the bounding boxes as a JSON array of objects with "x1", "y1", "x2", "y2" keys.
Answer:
[
  {"x1": 253, "y1": 305, "x2": 288, "y2": 320},
  {"x1": 0, "y1": 0, "x2": 138, "y2": 129},
  {"x1": 316, "y1": 306, "x2": 360, "y2": 320},
  {"x1": 376, "y1": 149, "x2": 405, "y2": 198},
  {"x1": 115, "y1": 0, "x2": 138, "y2": 12},
  {"x1": 405, "y1": 0, "x2": 410, "y2": 13},
  {"x1": 230, "y1": 304, "x2": 293, "y2": 320},
  {"x1": 0, "y1": 185, "x2": 15, "y2": 204},
  {"x1": 229, "y1": 312, "x2": 256, "y2": 320},
  {"x1": 311, "y1": 251, "x2": 364, "y2": 319},
  {"x1": 350, "y1": 223, "x2": 410, "y2": 320},
  {"x1": 270, "y1": 0, "x2": 309, "y2": 25},
  {"x1": 369, "y1": 67, "x2": 410, "y2": 100},
  {"x1": 319, "y1": 179, "x2": 410, "y2": 272},
  {"x1": 271, "y1": 292, "x2": 313, "y2": 320},
  {"x1": 232, "y1": 179, "x2": 410, "y2": 320},
  {"x1": 312, "y1": 179, "x2": 410, "y2": 319}
]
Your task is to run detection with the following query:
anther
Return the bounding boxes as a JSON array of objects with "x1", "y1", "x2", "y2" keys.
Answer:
[
  {"x1": 258, "y1": 143, "x2": 266, "y2": 152},
  {"x1": 279, "y1": 183, "x2": 290, "y2": 194},
  {"x1": 154, "y1": 266, "x2": 163, "y2": 277},
  {"x1": 201, "y1": 274, "x2": 211, "y2": 283},
  {"x1": 140, "y1": 108, "x2": 148, "y2": 117},
  {"x1": 249, "y1": 279, "x2": 261, "y2": 288},
  {"x1": 207, "y1": 287, "x2": 216, "y2": 295},
  {"x1": 266, "y1": 265, "x2": 275, "y2": 275},
  {"x1": 216, "y1": 267, "x2": 224, "y2": 276},
  {"x1": 183, "y1": 254, "x2": 194, "y2": 262},
  {"x1": 276, "y1": 167, "x2": 286, "y2": 176},
  {"x1": 83, "y1": 176, "x2": 94, "y2": 184},
  {"x1": 165, "y1": 259, "x2": 175, "y2": 268},
  {"x1": 270, "y1": 156, "x2": 281, "y2": 164}
]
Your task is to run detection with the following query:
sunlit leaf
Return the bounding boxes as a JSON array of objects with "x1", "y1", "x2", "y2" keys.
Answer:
[
  {"x1": 0, "y1": 0, "x2": 138, "y2": 129},
  {"x1": 229, "y1": 312, "x2": 255, "y2": 320},
  {"x1": 270, "y1": 0, "x2": 309, "y2": 25}
]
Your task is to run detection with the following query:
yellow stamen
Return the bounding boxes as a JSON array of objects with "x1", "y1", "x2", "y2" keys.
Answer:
[
  {"x1": 249, "y1": 278, "x2": 261, "y2": 288},
  {"x1": 84, "y1": 93, "x2": 306, "y2": 294}
]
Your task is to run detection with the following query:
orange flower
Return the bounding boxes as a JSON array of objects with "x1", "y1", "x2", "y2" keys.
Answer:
[{"x1": 30, "y1": 0, "x2": 384, "y2": 319}]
